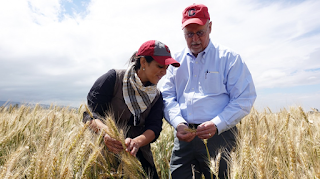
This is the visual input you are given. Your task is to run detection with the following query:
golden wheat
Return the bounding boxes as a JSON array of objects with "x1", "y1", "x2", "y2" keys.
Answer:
[
  {"x1": 0, "y1": 104, "x2": 319, "y2": 178},
  {"x1": 227, "y1": 106, "x2": 320, "y2": 179}
]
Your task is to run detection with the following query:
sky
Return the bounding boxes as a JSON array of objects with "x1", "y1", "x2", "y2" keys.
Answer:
[{"x1": 1, "y1": 0, "x2": 320, "y2": 112}]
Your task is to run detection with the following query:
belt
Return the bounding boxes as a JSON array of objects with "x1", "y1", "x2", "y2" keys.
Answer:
[{"x1": 188, "y1": 123, "x2": 200, "y2": 129}]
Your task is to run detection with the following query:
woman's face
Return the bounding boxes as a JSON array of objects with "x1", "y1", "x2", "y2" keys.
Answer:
[{"x1": 140, "y1": 58, "x2": 168, "y2": 85}]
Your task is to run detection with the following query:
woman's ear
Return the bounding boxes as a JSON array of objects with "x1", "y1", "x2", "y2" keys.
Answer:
[{"x1": 140, "y1": 57, "x2": 146, "y2": 69}]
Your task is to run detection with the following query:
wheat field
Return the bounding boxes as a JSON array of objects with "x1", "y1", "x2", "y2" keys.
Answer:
[{"x1": 0, "y1": 104, "x2": 319, "y2": 178}]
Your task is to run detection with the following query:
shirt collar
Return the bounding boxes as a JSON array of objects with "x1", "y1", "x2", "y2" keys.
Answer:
[{"x1": 186, "y1": 39, "x2": 212, "y2": 64}]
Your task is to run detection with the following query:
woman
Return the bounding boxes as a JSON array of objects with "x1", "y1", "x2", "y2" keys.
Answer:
[{"x1": 83, "y1": 40, "x2": 180, "y2": 179}]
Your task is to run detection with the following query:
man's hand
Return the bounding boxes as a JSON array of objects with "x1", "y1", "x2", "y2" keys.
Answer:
[
  {"x1": 103, "y1": 133, "x2": 123, "y2": 154},
  {"x1": 176, "y1": 123, "x2": 196, "y2": 142},
  {"x1": 196, "y1": 121, "x2": 217, "y2": 139}
]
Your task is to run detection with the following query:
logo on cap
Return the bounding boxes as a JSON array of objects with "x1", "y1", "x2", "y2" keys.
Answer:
[{"x1": 188, "y1": 9, "x2": 196, "y2": 17}]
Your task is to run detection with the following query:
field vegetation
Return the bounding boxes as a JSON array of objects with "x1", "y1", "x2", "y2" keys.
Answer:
[{"x1": 0, "y1": 104, "x2": 319, "y2": 178}]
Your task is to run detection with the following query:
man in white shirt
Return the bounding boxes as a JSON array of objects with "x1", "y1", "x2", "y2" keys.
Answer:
[{"x1": 161, "y1": 4, "x2": 256, "y2": 179}]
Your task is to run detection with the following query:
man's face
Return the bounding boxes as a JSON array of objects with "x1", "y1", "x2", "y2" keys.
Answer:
[{"x1": 183, "y1": 21, "x2": 211, "y2": 56}]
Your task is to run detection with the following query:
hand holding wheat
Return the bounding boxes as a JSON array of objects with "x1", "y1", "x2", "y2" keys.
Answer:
[
  {"x1": 125, "y1": 138, "x2": 140, "y2": 156},
  {"x1": 103, "y1": 133, "x2": 124, "y2": 154},
  {"x1": 196, "y1": 121, "x2": 217, "y2": 139},
  {"x1": 177, "y1": 123, "x2": 196, "y2": 142}
]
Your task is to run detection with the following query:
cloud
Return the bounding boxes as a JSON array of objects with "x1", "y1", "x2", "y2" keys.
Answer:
[{"x1": 0, "y1": 0, "x2": 320, "y2": 111}]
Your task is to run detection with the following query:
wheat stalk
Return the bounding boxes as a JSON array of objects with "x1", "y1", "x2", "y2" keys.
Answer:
[
  {"x1": 68, "y1": 121, "x2": 90, "y2": 153},
  {"x1": 81, "y1": 147, "x2": 101, "y2": 178},
  {"x1": 73, "y1": 141, "x2": 88, "y2": 175},
  {"x1": 274, "y1": 157, "x2": 284, "y2": 179}
]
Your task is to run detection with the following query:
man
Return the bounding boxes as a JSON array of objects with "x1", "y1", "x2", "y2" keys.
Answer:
[{"x1": 161, "y1": 4, "x2": 256, "y2": 179}]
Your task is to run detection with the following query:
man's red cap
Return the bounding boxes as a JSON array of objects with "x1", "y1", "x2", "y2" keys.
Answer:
[
  {"x1": 182, "y1": 4, "x2": 210, "y2": 29},
  {"x1": 136, "y1": 40, "x2": 180, "y2": 67}
]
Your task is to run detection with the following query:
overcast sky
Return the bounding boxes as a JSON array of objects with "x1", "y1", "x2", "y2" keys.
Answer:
[{"x1": 1, "y1": 0, "x2": 320, "y2": 112}]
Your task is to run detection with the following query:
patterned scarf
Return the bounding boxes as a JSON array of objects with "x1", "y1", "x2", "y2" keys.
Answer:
[{"x1": 123, "y1": 65, "x2": 157, "y2": 126}]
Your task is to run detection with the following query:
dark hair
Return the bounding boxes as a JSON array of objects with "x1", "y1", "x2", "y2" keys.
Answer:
[{"x1": 129, "y1": 52, "x2": 154, "y2": 71}]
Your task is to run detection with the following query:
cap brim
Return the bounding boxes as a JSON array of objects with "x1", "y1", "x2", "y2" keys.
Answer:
[
  {"x1": 153, "y1": 56, "x2": 180, "y2": 67},
  {"x1": 182, "y1": 18, "x2": 207, "y2": 29}
]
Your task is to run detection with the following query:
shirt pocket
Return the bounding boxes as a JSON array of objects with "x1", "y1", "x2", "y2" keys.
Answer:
[{"x1": 200, "y1": 72, "x2": 225, "y2": 94}]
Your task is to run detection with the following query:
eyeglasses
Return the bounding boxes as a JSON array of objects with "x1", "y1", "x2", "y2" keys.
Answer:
[
  {"x1": 185, "y1": 29, "x2": 207, "y2": 38},
  {"x1": 184, "y1": 24, "x2": 209, "y2": 38}
]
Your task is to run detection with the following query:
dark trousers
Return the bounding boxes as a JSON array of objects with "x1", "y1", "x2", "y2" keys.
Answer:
[{"x1": 170, "y1": 127, "x2": 237, "y2": 179}]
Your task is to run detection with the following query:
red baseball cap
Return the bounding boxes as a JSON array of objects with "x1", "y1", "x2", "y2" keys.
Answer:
[
  {"x1": 182, "y1": 4, "x2": 210, "y2": 29},
  {"x1": 136, "y1": 40, "x2": 180, "y2": 67}
]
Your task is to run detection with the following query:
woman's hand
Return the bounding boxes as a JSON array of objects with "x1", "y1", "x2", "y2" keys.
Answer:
[
  {"x1": 103, "y1": 133, "x2": 123, "y2": 154},
  {"x1": 103, "y1": 134, "x2": 140, "y2": 156},
  {"x1": 125, "y1": 138, "x2": 140, "y2": 156}
]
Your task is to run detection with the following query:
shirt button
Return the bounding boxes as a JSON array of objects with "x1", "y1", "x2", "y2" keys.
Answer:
[
  {"x1": 192, "y1": 88, "x2": 194, "y2": 90},
  {"x1": 194, "y1": 75, "x2": 197, "y2": 77}
]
